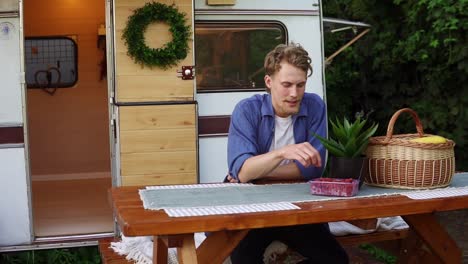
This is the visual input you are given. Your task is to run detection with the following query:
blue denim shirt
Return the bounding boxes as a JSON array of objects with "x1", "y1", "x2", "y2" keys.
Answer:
[{"x1": 227, "y1": 93, "x2": 327, "y2": 181}]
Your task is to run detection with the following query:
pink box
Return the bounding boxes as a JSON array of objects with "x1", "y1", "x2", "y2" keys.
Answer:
[{"x1": 309, "y1": 178, "x2": 359, "y2": 197}]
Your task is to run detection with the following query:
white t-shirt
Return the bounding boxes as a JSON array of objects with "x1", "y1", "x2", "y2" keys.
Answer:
[{"x1": 269, "y1": 115, "x2": 295, "y2": 166}]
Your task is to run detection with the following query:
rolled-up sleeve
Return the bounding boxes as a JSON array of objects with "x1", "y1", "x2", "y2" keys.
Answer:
[
  {"x1": 294, "y1": 98, "x2": 327, "y2": 180},
  {"x1": 227, "y1": 102, "x2": 259, "y2": 180}
]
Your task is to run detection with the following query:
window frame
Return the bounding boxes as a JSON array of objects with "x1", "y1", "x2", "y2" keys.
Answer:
[
  {"x1": 24, "y1": 36, "x2": 79, "y2": 89},
  {"x1": 195, "y1": 20, "x2": 288, "y2": 93}
]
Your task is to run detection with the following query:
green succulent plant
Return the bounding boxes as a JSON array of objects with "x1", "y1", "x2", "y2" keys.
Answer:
[{"x1": 314, "y1": 116, "x2": 378, "y2": 158}]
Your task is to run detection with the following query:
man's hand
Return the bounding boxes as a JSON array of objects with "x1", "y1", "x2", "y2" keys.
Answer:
[
  {"x1": 278, "y1": 142, "x2": 322, "y2": 168},
  {"x1": 226, "y1": 174, "x2": 239, "y2": 183}
]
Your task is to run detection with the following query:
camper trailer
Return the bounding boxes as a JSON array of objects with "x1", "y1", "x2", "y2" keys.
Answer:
[{"x1": 0, "y1": 0, "x2": 333, "y2": 250}]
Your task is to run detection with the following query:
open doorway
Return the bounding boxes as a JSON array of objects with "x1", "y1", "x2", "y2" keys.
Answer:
[{"x1": 24, "y1": 0, "x2": 113, "y2": 238}]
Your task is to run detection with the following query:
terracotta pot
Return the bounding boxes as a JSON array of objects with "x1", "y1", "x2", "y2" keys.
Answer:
[{"x1": 329, "y1": 156, "x2": 368, "y2": 189}]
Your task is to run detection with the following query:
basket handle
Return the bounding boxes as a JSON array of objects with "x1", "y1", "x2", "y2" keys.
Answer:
[{"x1": 383, "y1": 108, "x2": 424, "y2": 144}]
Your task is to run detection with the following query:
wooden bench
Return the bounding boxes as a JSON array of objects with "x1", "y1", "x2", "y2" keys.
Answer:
[
  {"x1": 99, "y1": 237, "x2": 132, "y2": 264},
  {"x1": 99, "y1": 235, "x2": 196, "y2": 264},
  {"x1": 335, "y1": 218, "x2": 409, "y2": 246},
  {"x1": 336, "y1": 229, "x2": 408, "y2": 246},
  {"x1": 99, "y1": 227, "x2": 409, "y2": 264}
]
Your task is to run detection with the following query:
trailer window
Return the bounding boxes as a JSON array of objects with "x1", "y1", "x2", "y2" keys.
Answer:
[
  {"x1": 195, "y1": 22, "x2": 286, "y2": 92},
  {"x1": 25, "y1": 36, "x2": 78, "y2": 89}
]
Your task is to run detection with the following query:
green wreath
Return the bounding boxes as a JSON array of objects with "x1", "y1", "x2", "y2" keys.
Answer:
[{"x1": 122, "y1": 2, "x2": 191, "y2": 69}]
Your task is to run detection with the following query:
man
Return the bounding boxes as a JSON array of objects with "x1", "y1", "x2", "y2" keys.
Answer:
[{"x1": 226, "y1": 43, "x2": 349, "y2": 263}]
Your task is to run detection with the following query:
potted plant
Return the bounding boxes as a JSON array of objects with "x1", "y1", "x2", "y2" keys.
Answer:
[{"x1": 314, "y1": 116, "x2": 378, "y2": 189}]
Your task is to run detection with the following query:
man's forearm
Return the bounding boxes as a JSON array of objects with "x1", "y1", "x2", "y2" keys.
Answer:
[
  {"x1": 237, "y1": 150, "x2": 282, "y2": 182},
  {"x1": 265, "y1": 162, "x2": 303, "y2": 180},
  {"x1": 237, "y1": 151, "x2": 302, "y2": 182}
]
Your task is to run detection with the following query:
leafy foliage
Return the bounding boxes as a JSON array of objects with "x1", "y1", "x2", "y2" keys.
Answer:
[
  {"x1": 122, "y1": 2, "x2": 191, "y2": 69},
  {"x1": 359, "y1": 243, "x2": 397, "y2": 264},
  {"x1": 314, "y1": 117, "x2": 378, "y2": 157},
  {"x1": 0, "y1": 247, "x2": 101, "y2": 264},
  {"x1": 323, "y1": 0, "x2": 467, "y2": 170}
]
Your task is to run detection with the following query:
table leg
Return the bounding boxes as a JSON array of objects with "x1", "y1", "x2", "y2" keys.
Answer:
[
  {"x1": 402, "y1": 213, "x2": 462, "y2": 264},
  {"x1": 398, "y1": 229, "x2": 443, "y2": 264},
  {"x1": 153, "y1": 236, "x2": 169, "y2": 264},
  {"x1": 196, "y1": 230, "x2": 248, "y2": 264},
  {"x1": 177, "y1": 234, "x2": 198, "y2": 264}
]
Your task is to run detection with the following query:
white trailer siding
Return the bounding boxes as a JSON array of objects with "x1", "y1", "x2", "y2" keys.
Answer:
[
  {"x1": 0, "y1": 5, "x2": 31, "y2": 246},
  {"x1": 0, "y1": 147, "x2": 31, "y2": 246},
  {"x1": 0, "y1": 17, "x2": 23, "y2": 126}
]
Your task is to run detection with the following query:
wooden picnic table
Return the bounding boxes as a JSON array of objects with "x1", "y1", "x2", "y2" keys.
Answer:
[{"x1": 110, "y1": 184, "x2": 468, "y2": 264}]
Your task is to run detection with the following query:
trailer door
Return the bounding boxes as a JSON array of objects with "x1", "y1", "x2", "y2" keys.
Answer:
[
  {"x1": 109, "y1": 0, "x2": 197, "y2": 186},
  {"x1": 0, "y1": 1, "x2": 32, "y2": 246}
]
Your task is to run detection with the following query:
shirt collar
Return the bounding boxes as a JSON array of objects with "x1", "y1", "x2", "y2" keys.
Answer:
[{"x1": 261, "y1": 94, "x2": 308, "y2": 118}]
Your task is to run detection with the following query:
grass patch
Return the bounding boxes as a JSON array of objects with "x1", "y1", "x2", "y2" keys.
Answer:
[
  {"x1": 359, "y1": 243, "x2": 397, "y2": 264},
  {"x1": 0, "y1": 246, "x2": 101, "y2": 264}
]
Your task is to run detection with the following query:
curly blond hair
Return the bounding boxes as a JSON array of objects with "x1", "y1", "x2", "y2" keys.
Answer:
[{"x1": 264, "y1": 43, "x2": 313, "y2": 78}]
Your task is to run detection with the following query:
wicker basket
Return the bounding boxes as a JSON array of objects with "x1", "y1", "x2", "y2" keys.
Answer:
[{"x1": 365, "y1": 108, "x2": 455, "y2": 189}]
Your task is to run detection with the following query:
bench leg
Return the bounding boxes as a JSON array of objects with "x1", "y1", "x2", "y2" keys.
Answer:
[{"x1": 402, "y1": 213, "x2": 461, "y2": 264}]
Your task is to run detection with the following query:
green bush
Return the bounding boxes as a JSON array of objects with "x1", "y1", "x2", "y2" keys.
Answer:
[
  {"x1": 0, "y1": 247, "x2": 101, "y2": 264},
  {"x1": 323, "y1": 0, "x2": 467, "y2": 171}
]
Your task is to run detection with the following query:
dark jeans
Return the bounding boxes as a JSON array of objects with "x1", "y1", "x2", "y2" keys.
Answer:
[{"x1": 230, "y1": 224, "x2": 349, "y2": 264}]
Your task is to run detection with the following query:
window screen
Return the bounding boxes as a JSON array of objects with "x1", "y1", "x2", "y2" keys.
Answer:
[
  {"x1": 195, "y1": 22, "x2": 286, "y2": 92},
  {"x1": 25, "y1": 36, "x2": 78, "y2": 88}
]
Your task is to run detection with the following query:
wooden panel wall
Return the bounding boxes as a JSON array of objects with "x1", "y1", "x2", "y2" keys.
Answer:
[
  {"x1": 115, "y1": 0, "x2": 197, "y2": 186},
  {"x1": 119, "y1": 104, "x2": 197, "y2": 186},
  {"x1": 115, "y1": 0, "x2": 194, "y2": 102}
]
